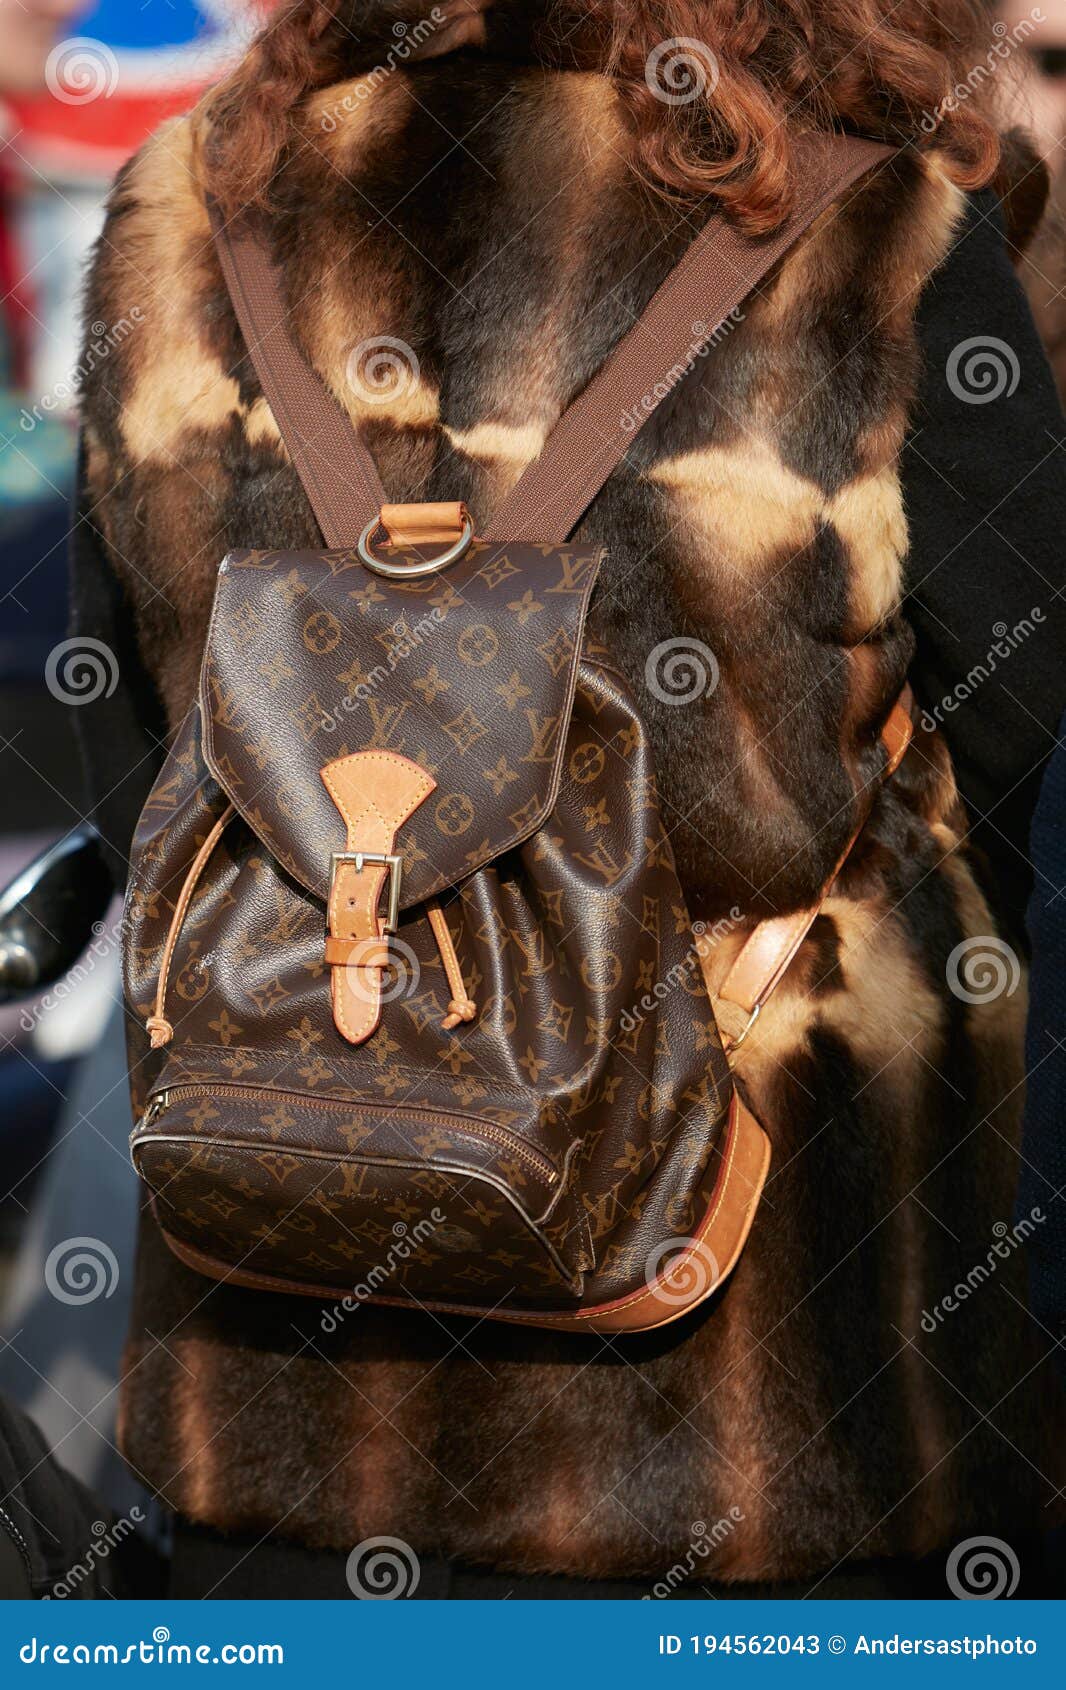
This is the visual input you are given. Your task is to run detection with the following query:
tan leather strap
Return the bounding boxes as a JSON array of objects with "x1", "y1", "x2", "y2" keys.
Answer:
[
  {"x1": 319, "y1": 752, "x2": 436, "y2": 1044},
  {"x1": 379, "y1": 501, "x2": 468, "y2": 546},
  {"x1": 210, "y1": 136, "x2": 894, "y2": 549},
  {"x1": 717, "y1": 689, "x2": 914, "y2": 1045},
  {"x1": 323, "y1": 937, "x2": 391, "y2": 968}
]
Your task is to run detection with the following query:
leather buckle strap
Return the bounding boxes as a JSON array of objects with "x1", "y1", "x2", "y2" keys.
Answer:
[
  {"x1": 716, "y1": 688, "x2": 914, "y2": 1048},
  {"x1": 320, "y1": 752, "x2": 436, "y2": 1045}
]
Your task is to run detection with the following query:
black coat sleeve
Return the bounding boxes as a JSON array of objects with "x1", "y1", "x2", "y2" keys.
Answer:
[
  {"x1": 902, "y1": 186, "x2": 1066, "y2": 934},
  {"x1": 68, "y1": 439, "x2": 168, "y2": 891}
]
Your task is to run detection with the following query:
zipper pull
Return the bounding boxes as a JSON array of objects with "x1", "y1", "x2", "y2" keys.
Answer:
[{"x1": 139, "y1": 1091, "x2": 169, "y2": 1130}]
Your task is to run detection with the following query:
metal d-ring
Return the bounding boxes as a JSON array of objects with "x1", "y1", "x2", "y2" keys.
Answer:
[{"x1": 357, "y1": 513, "x2": 475, "y2": 579}]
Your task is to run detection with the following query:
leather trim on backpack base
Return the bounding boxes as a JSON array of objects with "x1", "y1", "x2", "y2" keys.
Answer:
[{"x1": 151, "y1": 1092, "x2": 769, "y2": 1336}]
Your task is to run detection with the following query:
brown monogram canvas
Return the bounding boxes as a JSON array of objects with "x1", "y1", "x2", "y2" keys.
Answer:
[{"x1": 125, "y1": 541, "x2": 768, "y2": 1328}]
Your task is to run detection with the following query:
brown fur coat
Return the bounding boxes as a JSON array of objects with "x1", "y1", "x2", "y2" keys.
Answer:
[{"x1": 79, "y1": 15, "x2": 1061, "y2": 1584}]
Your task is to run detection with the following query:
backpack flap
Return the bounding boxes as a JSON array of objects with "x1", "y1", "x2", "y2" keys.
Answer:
[{"x1": 199, "y1": 542, "x2": 602, "y2": 913}]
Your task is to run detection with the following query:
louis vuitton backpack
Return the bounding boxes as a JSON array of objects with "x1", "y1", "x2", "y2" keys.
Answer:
[{"x1": 123, "y1": 133, "x2": 911, "y2": 1334}]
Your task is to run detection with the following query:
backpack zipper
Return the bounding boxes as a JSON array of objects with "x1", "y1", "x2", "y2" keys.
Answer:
[{"x1": 139, "y1": 1082, "x2": 557, "y2": 1184}]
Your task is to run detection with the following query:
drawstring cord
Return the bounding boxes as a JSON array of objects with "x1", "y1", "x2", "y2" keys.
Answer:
[
  {"x1": 146, "y1": 811, "x2": 476, "y2": 1047},
  {"x1": 426, "y1": 900, "x2": 477, "y2": 1029},
  {"x1": 145, "y1": 804, "x2": 235, "y2": 1048}
]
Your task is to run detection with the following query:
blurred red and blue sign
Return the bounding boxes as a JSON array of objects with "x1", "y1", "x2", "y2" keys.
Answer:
[{"x1": 8, "y1": 0, "x2": 265, "y2": 178}]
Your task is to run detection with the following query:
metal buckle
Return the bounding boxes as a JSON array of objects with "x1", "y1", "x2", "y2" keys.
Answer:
[
  {"x1": 328, "y1": 851, "x2": 403, "y2": 934},
  {"x1": 727, "y1": 1002, "x2": 761, "y2": 1053},
  {"x1": 357, "y1": 513, "x2": 474, "y2": 579}
]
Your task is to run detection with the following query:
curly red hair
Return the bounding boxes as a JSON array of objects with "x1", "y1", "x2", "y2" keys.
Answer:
[{"x1": 201, "y1": 0, "x2": 1009, "y2": 230}]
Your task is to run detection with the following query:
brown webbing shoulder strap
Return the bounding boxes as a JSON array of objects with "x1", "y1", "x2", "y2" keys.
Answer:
[
  {"x1": 209, "y1": 204, "x2": 387, "y2": 548},
  {"x1": 488, "y1": 134, "x2": 892, "y2": 544},
  {"x1": 210, "y1": 133, "x2": 894, "y2": 550}
]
